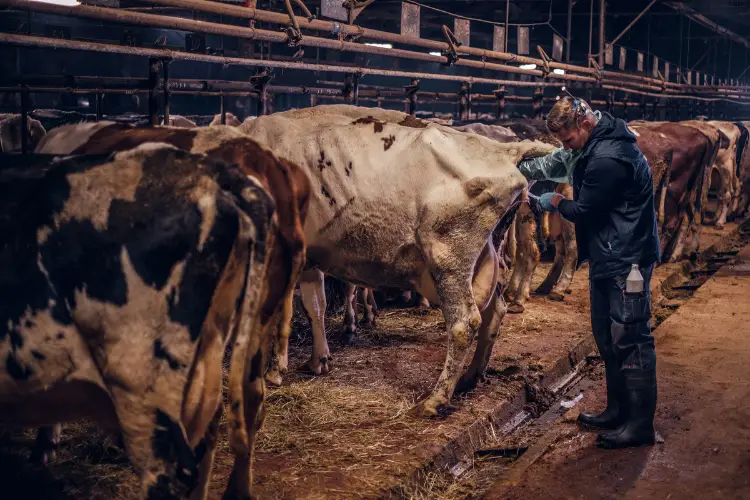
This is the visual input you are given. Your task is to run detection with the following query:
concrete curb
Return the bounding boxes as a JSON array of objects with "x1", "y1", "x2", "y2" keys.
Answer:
[{"x1": 382, "y1": 334, "x2": 597, "y2": 498}]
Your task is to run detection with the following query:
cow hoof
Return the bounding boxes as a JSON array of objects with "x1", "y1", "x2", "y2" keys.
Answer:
[
  {"x1": 548, "y1": 291, "x2": 565, "y2": 302},
  {"x1": 360, "y1": 318, "x2": 376, "y2": 330},
  {"x1": 534, "y1": 286, "x2": 551, "y2": 296},
  {"x1": 30, "y1": 449, "x2": 56, "y2": 467},
  {"x1": 455, "y1": 373, "x2": 481, "y2": 394},
  {"x1": 507, "y1": 302, "x2": 525, "y2": 314},
  {"x1": 298, "y1": 357, "x2": 332, "y2": 376},
  {"x1": 341, "y1": 331, "x2": 357, "y2": 346},
  {"x1": 265, "y1": 370, "x2": 284, "y2": 387},
  {"x1": 411, "y1": 400, "x2": 440, "y2": 418},
  {"x1": 411, "y1": 306, "x2": 430, "y2": 316},
  {"x1": 716, "y1": 223, "x2": 725, "y2": 230}
]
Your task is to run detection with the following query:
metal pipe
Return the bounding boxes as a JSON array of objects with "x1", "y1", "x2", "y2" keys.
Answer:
[
  {"x1": 95, "y1": 92, "x2": 103, "y2": 121},
  {"x1": 0, "y1": 33, "x2": 572, "y2": 88},
  {"x1": 148, "y1": 58, "x2": 160, "y2": 126},
  {"x1": 607, "y1": 0, "x2": 658, "y2": 48},
  {"x1": 5, "y1": 0, "x2": 747, "y2": 94},
  {"x1": 0, "y1": 0, "x2": 568, "y2": 81},
  {"x1": 566, "y1": 0, "x2": 573, "y2": 63},
  {"x1": 220, "y1": 94, "x2": 226, "y2": 124},
  {"x1": 505, "y1": 0, "x2": 510, "y2": 53},
  {"x1": 162, "y1": 60, "x2": 170, "y2": 124},
  {"x1": 136, "y1": 0, "x2": 599, "y2": 76},
  {"x1": 588, "y1": 0, "x2": 594, "y2": 63},
  {"x1": 598, "y1": 0, "x2": 605, "y2": 67},
  {"x1": 20, "y1": 88, "x2": 29, "y2": 154}
]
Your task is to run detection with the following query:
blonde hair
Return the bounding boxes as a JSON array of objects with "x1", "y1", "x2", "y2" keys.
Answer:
[{"x1": 546, "y1": 95, "x2": 594, "y2": 133}]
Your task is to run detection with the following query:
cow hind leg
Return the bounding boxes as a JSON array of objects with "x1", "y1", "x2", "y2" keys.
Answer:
[
  {"x1": 535, "y1": 235, "x2": 564, "y2": 297},
  {"x1": 223, "y1": 344, "x2": 267, "y2": 500},
  {"x1": 716, "y1": 188, "x2": 732, "y2": 229},
  {"x1": 299, "y1": 269, "x2": 332, "y2": 375},
  {"x1": 359, "y1": 288, "x2": 376, "y2": 330},
  {"x1": 342, "y1": 283, "x2": 358, "y2": 345},
  {"x1": 189, "y1": 405, "x2": 223, "y2": 500},
  {"x1": 266, "y1": 290, "x2": 295, "y2": 387},
  {"x1": 455, "y1": 290, "x2": 505, "y2": 394},
  {"x1": 550, "y1": 229, "x2": 577, "y2": 301},
  {"x1": 413, "y1": 241, "x2": 496, "y2": 417},
  {"x1": 30, "y1": 424, "x2": 62, "y2": 465}
]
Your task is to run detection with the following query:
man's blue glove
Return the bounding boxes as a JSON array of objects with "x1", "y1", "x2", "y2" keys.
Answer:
[{"x1": 538, "y1": 192, "x2": 558, "y2": 212}]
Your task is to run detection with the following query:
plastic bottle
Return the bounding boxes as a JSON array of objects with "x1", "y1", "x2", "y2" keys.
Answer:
[{"x1": 626, "y1": 264, "x2": 644, "y2": 294}]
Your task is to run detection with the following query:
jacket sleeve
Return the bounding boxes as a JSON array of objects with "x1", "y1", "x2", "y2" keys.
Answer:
[
  {"x1": 557, "y1": 157, "x2": 630, "y2": 223},
  {"x1": 518, "y1": 148, "x2": 577, "y2": 183}
]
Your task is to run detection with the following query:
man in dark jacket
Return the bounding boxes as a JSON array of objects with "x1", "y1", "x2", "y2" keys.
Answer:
[{"x1": 518, "y1": 95, "x2": 661, "y2": 449}]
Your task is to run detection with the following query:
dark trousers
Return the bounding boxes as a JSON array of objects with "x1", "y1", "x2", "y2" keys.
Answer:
[{"x1": 590, "y1": 265, "x2": 657, "y2": 387}]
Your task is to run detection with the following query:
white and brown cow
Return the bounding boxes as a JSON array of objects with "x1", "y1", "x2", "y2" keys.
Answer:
[
  {"x1": 239, "y1": 104, "x2": 555, "y2": 416},
  {"x1": 161, "y1": 115, "x2": 198, "y2": 128},
  {"x1": 453, "y1": 121, "x2": 578, "y2": 313},
  {"x1": 37, "y1": 120, "x2": 311, "y2": 395},
  {"x1": 0, "y1": 113, "x2": 46, "y2": 152},
  {"x1": 209, "y1": 112, "x2": 242, "y2": 127},
  {"x1": 0, "y1": 143, "x2": 279, "y2": 499}
]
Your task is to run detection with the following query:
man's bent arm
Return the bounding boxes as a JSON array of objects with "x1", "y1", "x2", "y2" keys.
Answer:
[{"x1": 557, "y1": 158, "x2": 628, "y2": 223}]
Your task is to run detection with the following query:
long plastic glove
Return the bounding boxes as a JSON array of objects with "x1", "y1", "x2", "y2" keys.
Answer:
[{"x1": 518, "y1": 147, "x2": 582, "y2": 184}]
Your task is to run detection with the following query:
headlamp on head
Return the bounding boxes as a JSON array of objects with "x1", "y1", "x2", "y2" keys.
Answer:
[{"x1": 558, "y1": 87, "x2": 586, "y2": 116}]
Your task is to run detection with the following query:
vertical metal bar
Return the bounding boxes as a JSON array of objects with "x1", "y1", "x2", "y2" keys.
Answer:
[
  {"x1": 353, "y1": 74, "x2": 360, "y2": 106},
  {"x1": 504, "y1": 0, "x2": 510, "y2": 53},
  {"x1": 679, "y1": 11, "x2": 684, "y2": 71},
  {"x1": 686, "y1": 18, "x2": 691, "y2": 69},
  {"x1": 728, "y1": 41, "x2": 733, "y2": 79},
  {"x1": 220, "y1": 95, "x2": 226, "y2": 124},
  {"x1": 714, "y1": 37, "x2": 718, "y2": 79},
  {"x1": 598, "y1": 0, "x2": 605, "y2": 67},
  {"x1": 588, "y1": 0, "x2": 594, "y2": 64},
  {"x1": 96, "y1": 92, "x2": 103, "y2": 121},
  {"x1": 566, "y1": 0, "x2": 573, "y2": 63},
  {"x1": 532, "y1": 87, "x2": 543, "y2": 119},
  {"x1": 162, "y1": 60, "x2": 170, "y2": 125},
  {"x1": 261, "y1": 89, "x2": 269, "y2": 115},
  {"x1": 20, "y1": 88, "x2": 29, "y2": 155},
  {"x1": 495, "y1": 86, "x2": 506, "y2": 120},
  {"x1": 148, "y1": 57, "x2": 160, "y2": 126}
]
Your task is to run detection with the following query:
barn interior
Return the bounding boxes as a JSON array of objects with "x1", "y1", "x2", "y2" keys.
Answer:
[{"x1": 1, "y1": 0, "x2": 750, "y2": 499}]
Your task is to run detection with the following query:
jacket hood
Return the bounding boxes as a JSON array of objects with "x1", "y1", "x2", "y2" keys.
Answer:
[{"x1": 585, "y1": 111, "x2": 637, "y2": 150}]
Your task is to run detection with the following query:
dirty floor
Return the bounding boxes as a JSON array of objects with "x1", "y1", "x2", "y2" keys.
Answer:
[{"x1": 484, "y1": 242, "x2": 750, "y2": 500}]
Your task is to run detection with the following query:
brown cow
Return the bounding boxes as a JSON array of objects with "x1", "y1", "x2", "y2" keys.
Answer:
[
  {"x1": 629, "y1": 121, "x2": 718, "y2": 259},
  {"x1": 734, "y1": 121, "x2": 750, "y2": 216},
  {"x1": 0, "y1": 144, "x2": 278, "y2": 499},
  {"x1": 35, "y1": 122, "x2": 310, "y2": 496}
]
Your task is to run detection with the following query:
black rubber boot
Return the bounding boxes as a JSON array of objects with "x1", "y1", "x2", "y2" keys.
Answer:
[
  {"x1": 596, "y1": 374, "x2": 657, "y2": 449},
  {"x1": 577, "y1": 362, "x2": 626, "y2": 430}
]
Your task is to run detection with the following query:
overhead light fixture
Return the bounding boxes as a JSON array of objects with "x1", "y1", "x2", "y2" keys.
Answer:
[
  {"x1": 519, "y1": 63, "x2": 537, "y2": 70},
  {"x1": 429, "y1": 52, "x2": 442, "y2": 56},
  {"x1": 365, "y1": 43, "x2": 392, "y2": 49},
  {"x1": 553, "y1": 68, "x2": 565, "y2": 75},
  {"x1": 31, "y1": 0, "x2": 80, "y2": 5}
]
